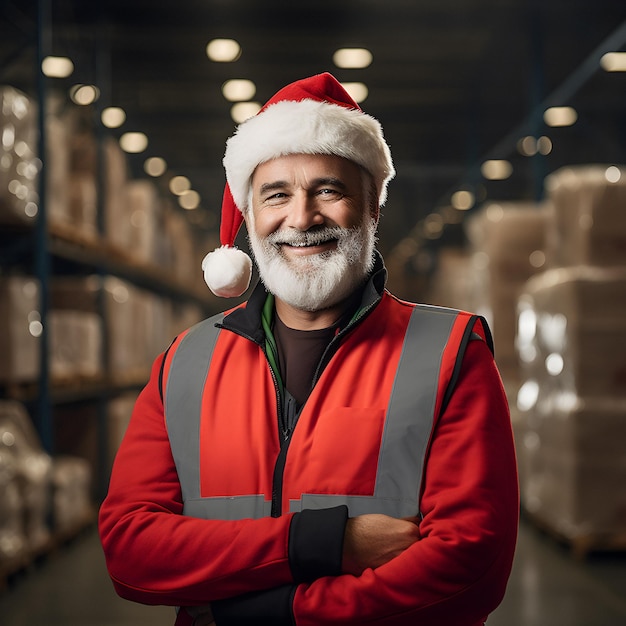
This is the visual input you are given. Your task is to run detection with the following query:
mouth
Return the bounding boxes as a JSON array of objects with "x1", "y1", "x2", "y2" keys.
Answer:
[
  {"x1": 271, "y1": 230, "x2": 341, "y2": 255},
  {"x1": 280, "y1": 238, "x2": 339, "y2": 256}
]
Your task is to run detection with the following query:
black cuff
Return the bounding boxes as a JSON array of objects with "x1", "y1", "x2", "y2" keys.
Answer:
[
  {"x1": 288, "y1": 505, "x2": 348, "y2": 582},
  {"x1": 211, "y1": 585, "x2": 296, "y2": 626}
]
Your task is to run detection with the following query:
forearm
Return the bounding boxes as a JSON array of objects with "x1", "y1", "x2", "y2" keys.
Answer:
[{"x1": 98, "y1": 356, "x2": 348, "y2": 606}]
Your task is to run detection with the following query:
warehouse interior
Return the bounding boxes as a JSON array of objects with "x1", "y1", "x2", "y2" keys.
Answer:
[{"x1": 1, "y1": 0, "x2": 626, "y2": 624}]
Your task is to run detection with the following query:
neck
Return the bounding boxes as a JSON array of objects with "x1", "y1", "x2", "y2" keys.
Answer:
[{"x1": 274, "y1": 297, "x2": 351, "y2": 330}]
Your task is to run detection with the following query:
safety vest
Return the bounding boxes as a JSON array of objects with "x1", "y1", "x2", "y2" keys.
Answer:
[{"x1": 162, "y1": 294, "x2": 490, "y2": 521}]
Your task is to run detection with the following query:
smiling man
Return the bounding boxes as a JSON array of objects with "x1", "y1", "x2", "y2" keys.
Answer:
[{"x1": 99, "y1": 73, "x2": 519, "y2": 626}]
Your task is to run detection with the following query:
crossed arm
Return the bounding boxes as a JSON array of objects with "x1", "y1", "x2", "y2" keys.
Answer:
[{"x1": 99, "y1": 340, "x2": 518, "y2": 625}]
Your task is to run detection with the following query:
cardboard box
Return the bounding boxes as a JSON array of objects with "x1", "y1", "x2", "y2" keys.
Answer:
[
  {"x1": 0, "y1": 277, "x2": 41, "y2": 382},
  {"x1": 519, "y1": 266, "x2": 626, "y2": 398},
  {"x1": 545, "y1": 165, "x2": 626, "y2": 268}
]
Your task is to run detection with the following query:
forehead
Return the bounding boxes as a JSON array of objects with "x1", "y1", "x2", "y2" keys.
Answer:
[{"x1": 251, "y1": 153, "x2": 362, "y2": 185}]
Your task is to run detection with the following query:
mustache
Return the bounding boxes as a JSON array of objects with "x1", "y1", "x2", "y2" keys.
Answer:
[{"x1": 265, "y1": 226, "x2": 351, "y2": 247}]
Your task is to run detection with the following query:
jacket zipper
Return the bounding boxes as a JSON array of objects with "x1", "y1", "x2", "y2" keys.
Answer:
[{"x1": 217, "y1": 295, "x2": 381, "y2": 518}]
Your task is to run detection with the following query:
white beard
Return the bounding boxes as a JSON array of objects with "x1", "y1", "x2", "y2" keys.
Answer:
[{"x1": 247, "y1": 219, "x2": 377, "y2": 312}]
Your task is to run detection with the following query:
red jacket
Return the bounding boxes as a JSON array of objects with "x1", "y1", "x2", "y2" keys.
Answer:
[{"x1": 99, "y1": 257, "x2": 519, "y2": 625}]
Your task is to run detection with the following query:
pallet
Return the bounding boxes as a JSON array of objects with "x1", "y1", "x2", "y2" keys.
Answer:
[
  {"x1": 523, "y1": 508, "x2": 626, "y2": 560},
  {"x1": 0, "y1": 508, "x2": 96, "y2": 592}
]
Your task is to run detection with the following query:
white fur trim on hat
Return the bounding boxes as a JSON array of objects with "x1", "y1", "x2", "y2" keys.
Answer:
[{"x1": 223, "y1": 99, "x2": 395, "y2": 213}]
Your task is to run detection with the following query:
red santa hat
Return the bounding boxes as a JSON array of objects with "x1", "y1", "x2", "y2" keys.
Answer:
[{"x1": 202, "y1": 72, "x2": 395, "y2": 297}]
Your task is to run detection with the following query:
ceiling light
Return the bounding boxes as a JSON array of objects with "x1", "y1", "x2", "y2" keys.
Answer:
[
  {"x1": 222, "y1": 79, "x2": 256, "y2": 102},
  {"x1": 333, "y1": 48, "x2": 373, "y2": 69},
  {"x1": 179, "y1": 189, "x2": 201, "y2": 210},
  {"x1": 69, "y1": 84, "x2": 100, "y2": 106},
  {"x1": 600, "y1": 52, "x2": 626, "y2": 72},
  {"x1": 543, "y1": 106, "x2": 577, "y2": 127},
  {"x1": 206, "y1": 39, "x2": 241, "y2": 62},
  {"x1": 169, "y1": 175, "x2": 191, "y2": 195},
  {"x1": 119, "y1": 132, "x2": 148, "y2": 153},
  {"x1": 451, "y1": 190, "x2": 474, "y2": 210},
  {"x1": 101, "y1": 107, "x2": 126, "y2": 128},
  {"x1": 517, "y1": 136, "x2": 537, "y2": 156},
  {"x1": 605, "y1": 166, "x2": 622, "y2": 183},
  {"x1": 537, "y1": 136, "x2": 553, "y2": 155},
  {"x1": 481, "y1": 160, "x2": 513, "y2": 180},
  {"x1": 144, "y1": 157, "x2": 167, "y2": 177},
  {"x1": 41, "y1": 56, "x2": 74, "y2": 78},
  {"x1": 341, "y1": 82, "x2": 368, "y2": 103},
  {"x1": 231, "y1": 101, "x2": 262, "y2": 123}
]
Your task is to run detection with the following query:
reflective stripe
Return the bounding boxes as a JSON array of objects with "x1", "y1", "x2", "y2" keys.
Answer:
[
  {"x1": 164, "y1": 313, "x2": 224, "y2": 503},
  {"x1": 184, "y1": 495, "x2": 272, "y2": 520},
  {"x1": 164, "y1": 303, "x2": 466, "y2": 521},
  {"x1": 288, "y1": 305, "x2": 458, "y2": 518}
]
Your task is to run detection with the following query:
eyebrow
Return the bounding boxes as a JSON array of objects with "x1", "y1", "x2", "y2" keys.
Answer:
[{"x1": 258, "y1": 177, "x2": 347, "y2": 195}]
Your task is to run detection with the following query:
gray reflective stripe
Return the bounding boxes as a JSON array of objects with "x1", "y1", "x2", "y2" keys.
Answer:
[
  {"x1": 164, "y1": 313, "x2": 224, "y2": 502},
  {"x1": 375, "y1": 304, "x2": 458, "y2": 512},
  {"x1": 288, "y1": 305, "x2": 459, "y2": 518},
  {"x1": 184, "y1": 495, "x2": 272, "y2": 520},
  {"x1": 290, "y1": 495, "x2": 417, "y2": 518}
]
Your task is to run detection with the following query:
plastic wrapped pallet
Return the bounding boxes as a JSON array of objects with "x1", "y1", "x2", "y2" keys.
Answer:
[
  {"x1": 0, "y1": 428, "x2": 27, "y2": 567},
  {"x1": 51, "y1": 456, "x2": 92, "y2": 532},
  {"x1": 518, "y1": 396, "x2": 626, "y2": 538},
  {"x1": 0, "y1": 86, "x2": 39, "y2": 225},
  {"x1": 121, "y1": 179, "x2": 160, "y2": 264},
  {"x1": 0, "y1": 401, "x2": 52, "y2": 555},
  {"x1": 0, "y1": 276, "x2": 41, "y2": 383},
  {"x1": 465, "y1": 202, "x2": 549, "y2": 383},
  {"x1": 517, "y1": 266, "x2": 626, "y2": 400},
  {"x1": 49, "y1": 310, "x2": 103, "y2": 381},
  {"x1": 545, "y1": 165, "x2": 626, "y2": 268}
]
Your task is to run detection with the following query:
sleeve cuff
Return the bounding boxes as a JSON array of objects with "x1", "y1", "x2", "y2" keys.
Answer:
[
  {"x1": 288, "y1": 505, "x2": 348, "y2": 582},
  {"x1": 211, "y1": 585, "x2": 296, "y2": 626}
]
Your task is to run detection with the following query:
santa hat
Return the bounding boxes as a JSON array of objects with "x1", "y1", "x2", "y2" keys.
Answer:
[{"x1": 202, "y1": 72, "x2": 395, "y2": 297}]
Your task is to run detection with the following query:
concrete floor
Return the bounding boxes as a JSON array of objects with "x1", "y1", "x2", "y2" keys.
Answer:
[{"x1": 1, "y1": 517, "x2": 626, "y2": 625}]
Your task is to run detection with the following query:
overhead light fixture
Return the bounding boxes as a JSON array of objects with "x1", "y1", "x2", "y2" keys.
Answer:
[
  {"x1": 206, "y1": 38, "x2": 241, "y2": 62},
  {"x1": 543, "y1": 106, "x2": 577, "y2": 127},
  {"x1": 69, "y1": 84, "x2": 100, "y2": 105},
  {"x1": 481, "y1": 160, "x2": 513, "y2": 180},
  {"x1": 341, "y1": 82, "x2": 368, "y2": 103},
  {"x1": 222, "y1": 79, "x2": 256, "y2": 102},
  {"x1": 231, "y1": 101, "x2": 262, "y2": 123},
  {"x1": 600, "y1": 52, "x2": 626, "y2": 72},
  {"x1": 451, "y1": 190, "x2": 474, "y2": 211},
  {"x1": 144, "y1": 157, "x2": 167, "y2": 177},
  {"x1": 101, "y1": 107, "x2": 126, "y2": 128},
  {"x1": 333, "y1": 48, "x2": 373, "y2": 69},
  {"x1": 119, "y1": 132, "x2": 148, "y2": 153},
  {"x1": 41, "y1": 56, "x2": 74, "y2": 78},
  {"x1": 605, "y1": 166, "x2": 622, "y2": 183},
  {"x1": 517, "y1": 136, "x2": 537, "y2": 156},
  {"x1": 169, "y1": 175, "x2": 191, "y2": 195},
  {"x1": 179, "y1": 189, "x2": 201, "y2": 210}
]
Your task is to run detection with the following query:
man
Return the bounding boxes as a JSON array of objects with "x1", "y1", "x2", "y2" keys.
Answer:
[{"x1": 99, "y1": 73, "x2": 519, "y2": 626}]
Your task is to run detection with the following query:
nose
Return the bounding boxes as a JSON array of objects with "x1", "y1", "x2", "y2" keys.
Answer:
[{"x1": 284, "y1": 191, "x2": 325, "y2": 231}]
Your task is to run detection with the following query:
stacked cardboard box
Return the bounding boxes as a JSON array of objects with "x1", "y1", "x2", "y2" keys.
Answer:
[
  {"x1": 0, "y1": 400, "x2": 92, "y2": 571},
  {"x1": 0, "y1": 276, "x2": 41, "y2": 383},
  {"x1": 464, "y1": 202, "x2": 549, "y2": 387},
  {"x1": 0, "y1": 86, "x2": 39, "y2": 225},
  {"x1": 515, "y1": 165, "x2": 626, "y2": 543}
]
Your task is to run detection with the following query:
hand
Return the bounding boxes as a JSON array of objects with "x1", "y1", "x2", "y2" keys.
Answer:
[{"x1": 342, "y1": 514, "x2": 420, "y2": 576}]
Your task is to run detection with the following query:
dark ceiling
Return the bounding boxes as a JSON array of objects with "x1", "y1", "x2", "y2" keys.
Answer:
[{"x1": 2, "y1": 0, "x2": 626, "y2": 261}]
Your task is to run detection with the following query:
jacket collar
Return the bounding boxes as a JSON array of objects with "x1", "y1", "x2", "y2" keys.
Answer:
[{"x1": 219, "y1": 250, "x2": 388, "y2": 343}]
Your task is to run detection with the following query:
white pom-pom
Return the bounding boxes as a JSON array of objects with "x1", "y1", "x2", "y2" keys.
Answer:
[{"x1": 202, "y1": 246, "x2": 252, "y2": 298}]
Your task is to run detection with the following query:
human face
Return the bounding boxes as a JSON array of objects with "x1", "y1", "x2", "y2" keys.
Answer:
[{"x1": 246, "y1": 153, "x2": 379, "y2": 313}]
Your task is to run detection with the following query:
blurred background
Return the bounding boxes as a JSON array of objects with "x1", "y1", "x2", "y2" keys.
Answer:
[{"x1": 1, "y1": 1, "x2": 625, "y2": 624}]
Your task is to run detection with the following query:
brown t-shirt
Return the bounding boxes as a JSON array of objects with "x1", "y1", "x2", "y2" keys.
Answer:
[{"x1": 273, "y1": 315, "x2": 337, "y2": 407}]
